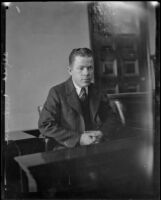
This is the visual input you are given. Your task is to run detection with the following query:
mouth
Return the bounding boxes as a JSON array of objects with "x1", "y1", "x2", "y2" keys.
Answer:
[{"x1": 82, "y1": 78, "x2": 90, "y2": 82}]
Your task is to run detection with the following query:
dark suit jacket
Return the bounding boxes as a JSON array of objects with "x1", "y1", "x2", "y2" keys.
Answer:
[{"x1": 38, "y1": 77, "x2": 122, "y2": 148}]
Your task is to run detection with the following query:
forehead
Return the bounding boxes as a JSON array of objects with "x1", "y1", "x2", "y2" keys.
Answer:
[{"x1": 73, "y1": 56, "x2": 93, "y2": 66}]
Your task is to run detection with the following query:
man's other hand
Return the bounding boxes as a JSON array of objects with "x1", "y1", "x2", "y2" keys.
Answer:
[{"x1": 80, "y1": 130, "x2": 103, "y2": 145}]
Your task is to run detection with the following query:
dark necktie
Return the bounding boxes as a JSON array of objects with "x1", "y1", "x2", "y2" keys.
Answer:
[
  {"x1": 79, "y1": 87, "x2": 92, "y2": 130},
  {"x1": 79, "y1": 87, "x2": 87, "y2": 102}
]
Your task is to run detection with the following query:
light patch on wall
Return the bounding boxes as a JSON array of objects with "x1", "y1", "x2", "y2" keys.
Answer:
[
  {"x1": 3, "y1": 2, "x2": 21, "y2": 13},
  {"x1": 2, "y1": 2, "x2": 12, "y2": 8},
  {"x1": 15, "y1": 6, "x2": 21, "y2": 13},
  {"x1": 150, "y1": 1, "x2": 160, "y2": 7}
]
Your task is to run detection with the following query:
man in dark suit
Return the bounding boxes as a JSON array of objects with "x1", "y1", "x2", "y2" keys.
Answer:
[{"x1": 38, "y1": 48, "x2": 122, "y2": 149}]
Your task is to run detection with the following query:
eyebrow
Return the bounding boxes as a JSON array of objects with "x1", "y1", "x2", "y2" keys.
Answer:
[{"x1": 78, "y1": 65, "x2": 93, "y2": 68}]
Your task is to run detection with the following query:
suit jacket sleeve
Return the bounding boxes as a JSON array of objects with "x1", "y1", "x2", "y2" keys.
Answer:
[
  {"x1": 98, "y1": 93, "x2": 123, "y2": 139},
  {"x1": 38, "y1": 88, "x2": 80, "y2": 148}
]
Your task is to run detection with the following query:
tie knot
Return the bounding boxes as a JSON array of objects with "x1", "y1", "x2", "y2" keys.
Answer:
[
  {"x1": 81, "y1": 87, "x2": 86, "y2": 93},
  {"x1": 79, "y1": 87, "x2": 87, "y2": 101}
]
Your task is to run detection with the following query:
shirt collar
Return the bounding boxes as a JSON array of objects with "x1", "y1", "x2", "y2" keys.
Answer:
[{"x1": 72, "y1": 79, "x2": 88, "y2": 96}]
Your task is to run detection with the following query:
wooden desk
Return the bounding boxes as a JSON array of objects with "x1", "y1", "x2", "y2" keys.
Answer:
[
  {"x1": 5, "y1": 130, "x2": 36, "y2": 141},
  {"x1": 14, "y1": 135, "x2": 153, "y2": 198},
  {"x1": 4, "y1": 130, "x2": 45, "y2": 198}
]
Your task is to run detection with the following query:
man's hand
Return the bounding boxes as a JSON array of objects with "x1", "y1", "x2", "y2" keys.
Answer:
[
  {"x1": 80, "y1": 130, "x2": 103, "y2": 146},
  {"x1": 87, "y1": 130, "x2": 103, "y2": 144}
]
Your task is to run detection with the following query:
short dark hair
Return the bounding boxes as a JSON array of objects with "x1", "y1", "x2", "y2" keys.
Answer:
[{"x1": 69, "y1": 48, "x2": 93, "y2": 65}]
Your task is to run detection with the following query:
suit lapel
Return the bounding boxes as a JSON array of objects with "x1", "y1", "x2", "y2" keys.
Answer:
[
  {"x1": 89, "y1": 85, "x2": 101, "y2": 121},
  {"x1": 65, "y1": 78, "x2": 101, "y2": 123},
  {"x1": 66, "y1": 78, "x2": 82, "y2": 115}
]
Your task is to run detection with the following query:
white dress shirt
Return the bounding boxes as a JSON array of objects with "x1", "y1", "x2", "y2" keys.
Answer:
[{"x1": 72, "y1": 80, "x2": 88, "y2": 96}]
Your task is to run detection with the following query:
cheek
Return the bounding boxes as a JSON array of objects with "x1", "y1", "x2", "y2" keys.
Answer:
[
  {"x1": 74, "y1": 71, "x2": 81, "y2": 77},
  {"x1": 72, "y1": 72, "x2": 81, "y2": 82}
]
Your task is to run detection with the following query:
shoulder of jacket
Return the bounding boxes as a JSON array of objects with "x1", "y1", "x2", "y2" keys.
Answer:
[{"x1": 49, "y1": 81, "x2": 66, "y2": 94}]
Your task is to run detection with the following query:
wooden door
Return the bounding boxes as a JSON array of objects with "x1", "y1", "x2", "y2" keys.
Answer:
[{"x1": 88, "y1": 2, "x2": 150, "y2": 94}]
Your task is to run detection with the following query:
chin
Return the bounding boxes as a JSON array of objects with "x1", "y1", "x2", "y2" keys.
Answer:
[{"x1": 82, "y1": 82, "x2": 90, "y2": 87}]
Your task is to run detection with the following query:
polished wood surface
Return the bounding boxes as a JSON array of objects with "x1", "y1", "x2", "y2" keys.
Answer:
[
  {"x1": 14, "y1": 135, "x2": 142, "y2": 167},
  {"x1": 14, "y1": 133, "x2": 153, "y2": 198}
]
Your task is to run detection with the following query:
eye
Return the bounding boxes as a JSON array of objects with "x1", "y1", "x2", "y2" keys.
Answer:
[
  {"x1": 88, "y1": 66, "x2": 93, "y2": 70},
  {"x1": 79, "y1": 67, "x2": 84, "y2": 71}
]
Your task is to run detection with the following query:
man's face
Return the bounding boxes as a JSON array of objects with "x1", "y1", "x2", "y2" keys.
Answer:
[{"x1": 68, "y1": 56, "x2": 94, "y2": 88}]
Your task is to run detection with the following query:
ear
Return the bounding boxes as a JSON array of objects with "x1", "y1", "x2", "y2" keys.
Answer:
[{"x1": 67, "y1": 66, "x2": 72, "y2": 75}]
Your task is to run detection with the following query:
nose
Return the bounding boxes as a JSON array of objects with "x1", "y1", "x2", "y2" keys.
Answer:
[{"x1": 82, "y1": 68, "x2": 89, "y2": 76}]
